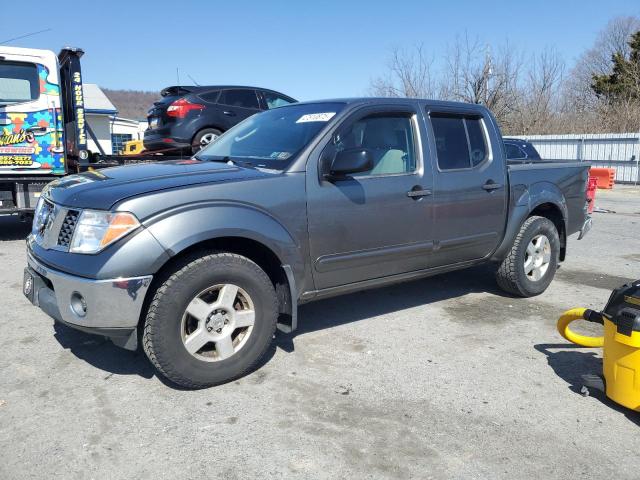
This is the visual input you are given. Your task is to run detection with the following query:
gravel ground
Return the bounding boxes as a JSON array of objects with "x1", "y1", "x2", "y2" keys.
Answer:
[{"x1": 1, "y1": 186, "x2": 639, "y2": 480}]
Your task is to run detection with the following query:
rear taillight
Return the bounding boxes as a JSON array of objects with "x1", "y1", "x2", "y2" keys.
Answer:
[
  {"x1": 586, "y1": 176, "x2": 597, "y2": 214},
  {"x1": 166, "y1": 98, "x2": 204, "y2": 118}
]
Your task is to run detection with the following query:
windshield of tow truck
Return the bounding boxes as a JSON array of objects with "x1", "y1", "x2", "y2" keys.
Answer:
[{"x1": 0, "y1": 61, "x2": 39, "y2": 105}]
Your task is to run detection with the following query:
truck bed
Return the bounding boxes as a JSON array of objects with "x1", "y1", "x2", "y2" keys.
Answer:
[{"x1": 508, "y1": 160, "x2": 590, "y2": 236}]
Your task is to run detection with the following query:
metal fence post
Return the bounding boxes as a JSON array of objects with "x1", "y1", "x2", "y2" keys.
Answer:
[
  {"x1": 578, "y1": 136, "x2": 584, "y2": 161},
  {"x1": 636, "y1": 130, "x2": 640, "y2": 186}
]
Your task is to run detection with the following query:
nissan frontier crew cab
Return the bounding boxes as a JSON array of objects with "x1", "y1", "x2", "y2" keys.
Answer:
[{"x1": 24, "y1": 98, "x2": 592, "y2": 388}]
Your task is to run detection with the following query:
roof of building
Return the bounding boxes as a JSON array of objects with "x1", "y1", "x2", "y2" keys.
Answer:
[{"x1": 83, "y1": 83, "x2": 118, "y2": 115}]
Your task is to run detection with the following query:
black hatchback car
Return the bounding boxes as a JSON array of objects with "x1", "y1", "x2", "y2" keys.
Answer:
[
  {"x1": 144, "y1": 86, "x2": 297, "y2": 153},
  {"x1": 503, "y1": 138, "x2": 542, "y2": 161}
]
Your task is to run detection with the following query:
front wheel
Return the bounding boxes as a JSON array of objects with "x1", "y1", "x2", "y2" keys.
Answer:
[
  {"x1": 142, "y1": 252, "x2": 278, "y2": 388},
  {"x1": 495, "y1": 216, "x2": 560, "y2": 297}
]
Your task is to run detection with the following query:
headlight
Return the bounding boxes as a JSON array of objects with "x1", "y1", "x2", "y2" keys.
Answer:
[
  {"x1": 31, "y1": 197, "x2": 45, "y2": 234},
  {"x1": 70, "y1": 210, "x2": 140, "y2": 254}
]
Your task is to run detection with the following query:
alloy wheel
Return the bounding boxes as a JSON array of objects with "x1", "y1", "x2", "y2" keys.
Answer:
[{"x1": 180, "y1": 284, "x2": 255, "y2": 361}]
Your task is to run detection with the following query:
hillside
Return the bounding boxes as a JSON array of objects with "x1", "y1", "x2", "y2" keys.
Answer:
[{"x1": 102, "y1": 88, "x2": 160, "y2": 120}]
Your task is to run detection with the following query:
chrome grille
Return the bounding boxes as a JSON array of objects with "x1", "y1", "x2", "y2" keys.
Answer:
[
  {"x1": 30, "y1": 198, "x2": 78, "y2": 251},
  {"x1": 57, "y1": 210, "x2": 79, "y2": 248}
]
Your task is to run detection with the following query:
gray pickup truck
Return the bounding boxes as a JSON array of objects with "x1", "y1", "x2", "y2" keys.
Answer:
[{"x1": 23, "y1": 98, "x2": 592, "y2": 388}]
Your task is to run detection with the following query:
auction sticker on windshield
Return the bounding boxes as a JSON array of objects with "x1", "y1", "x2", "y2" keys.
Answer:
[{"x1": 296, "y1": 112, "x2": 336, "y2": 123}]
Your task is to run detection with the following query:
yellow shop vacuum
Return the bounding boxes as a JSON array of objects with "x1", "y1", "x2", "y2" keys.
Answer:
[{"x1": 557, "y1": 279, "x2": 640, "y2": 411}]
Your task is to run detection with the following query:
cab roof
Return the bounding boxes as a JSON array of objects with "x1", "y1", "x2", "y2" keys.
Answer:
[{"x1": 292, "y1": 97, "x2": 490, "y2": 112}]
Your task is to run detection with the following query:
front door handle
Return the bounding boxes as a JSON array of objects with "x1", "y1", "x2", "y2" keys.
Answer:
[
  {"x1": 223, "y1": 111, "x2": 236, "y2": 117},
  {"x1": 482, "y1": 180, "x2": 503, "y2": 191},
  {"x1": 407, "y1": 186, "x2": 432, "y2": 199}
]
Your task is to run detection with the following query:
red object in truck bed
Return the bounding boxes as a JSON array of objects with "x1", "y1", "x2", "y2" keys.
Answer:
[{"x1": 586, "y1": 176, "x2": 597, "y2": 214}]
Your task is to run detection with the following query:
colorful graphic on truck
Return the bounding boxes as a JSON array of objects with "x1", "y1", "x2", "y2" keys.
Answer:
[{"x1": 0, "y1": 64, "x2": 65, "y2": 174}]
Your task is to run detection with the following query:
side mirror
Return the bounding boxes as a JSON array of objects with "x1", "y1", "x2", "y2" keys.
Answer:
[{"x1": 326, "y1": 148, "x2": 373, "y2": 180}]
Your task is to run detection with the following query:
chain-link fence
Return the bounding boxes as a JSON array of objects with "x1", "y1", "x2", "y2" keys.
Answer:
[{"x1": 512, "y1": 133, "x2": 640, "y2": 184}]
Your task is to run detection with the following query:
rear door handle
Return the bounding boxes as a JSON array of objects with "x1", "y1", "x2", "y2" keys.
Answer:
[
  {"x1": 482, "y1": 181, "x2": 503, "y2": 191},
  {"x1": 223, "y1": 111, "x2": 236, "y2": 116},
  {"x1": 407, "y1": 187, "x2": 432, "y2": 199}
]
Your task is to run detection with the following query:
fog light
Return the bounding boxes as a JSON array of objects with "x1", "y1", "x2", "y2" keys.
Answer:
[{"x1": 70, "y1": 292, "x2": 87, "y2": 317}]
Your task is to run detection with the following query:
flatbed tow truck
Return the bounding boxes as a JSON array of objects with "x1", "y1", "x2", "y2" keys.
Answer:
[{"x1": 0, "y1": 46, "x2": 181, "y2": 217}]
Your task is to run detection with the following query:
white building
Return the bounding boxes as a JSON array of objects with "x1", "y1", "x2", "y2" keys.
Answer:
[{"x1": 83, "y1": 83, "x2": 147, "y2": 155}]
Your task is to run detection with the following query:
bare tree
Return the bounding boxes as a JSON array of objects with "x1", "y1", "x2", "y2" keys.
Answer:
[
  {"x1": 370, "y1": 34, "x2": 524, "y2": 129},
  {"x1": 370, "y1": 35, "x2": 523, "y2": 128},
  {"x1": 442, "y1": 35, "x2": 489, "y2": 104},
  {"x1": 442, "y1": 35, "x2": 522, "y2": 130},
  {"x1": 369, "y1": 15, "x2": 640, "y2": 135},
  {"x1": 509, "y1": 49, "x2": 565, "y2": 134},
  {"x1": 370, "y1": 44, "x2": 436, "y2": 98}
]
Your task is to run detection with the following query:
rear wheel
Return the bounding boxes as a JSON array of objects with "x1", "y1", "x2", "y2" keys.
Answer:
[
  {"x1": 495, "y1": 216, "x2": 560, "y2": 297},
  {"x1": 143, "y1": 252, "x2": 278, "y2": 388},
  {"x1": 191, "y1": 128, "x2": 222, "y2": 154}
]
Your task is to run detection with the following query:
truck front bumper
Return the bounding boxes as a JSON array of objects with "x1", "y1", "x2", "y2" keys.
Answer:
[{"x1": 24, "y1": 251, "x2": 153, "y2": 350}]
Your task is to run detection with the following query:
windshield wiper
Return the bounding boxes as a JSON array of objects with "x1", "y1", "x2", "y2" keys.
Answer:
[
  {"x1": 194, "y1": 155, "x2": 255, "y2": 169},
  {"x1": 194, "y1": 155, "x2": 231, "y2": 163}
]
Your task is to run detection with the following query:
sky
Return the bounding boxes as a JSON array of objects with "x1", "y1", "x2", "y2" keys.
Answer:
[{"x1": 2, "y1": 0, "x2": 639, "y2": 100}]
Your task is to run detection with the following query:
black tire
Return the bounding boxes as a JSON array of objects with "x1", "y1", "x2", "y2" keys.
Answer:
[
  {"x1": 191, "y1": 128, "x2": 222, "y2": 154},
  {"x1": 142, "y1": 252, "x2": 277, "y2": 389},
  {"x1": 495, "y1": 216, "x2": 560, "y2": 297}
]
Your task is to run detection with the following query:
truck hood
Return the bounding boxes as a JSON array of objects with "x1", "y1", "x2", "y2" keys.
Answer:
[{"x1": 44, "y1": 160, "x2": 269, "y2": 209}]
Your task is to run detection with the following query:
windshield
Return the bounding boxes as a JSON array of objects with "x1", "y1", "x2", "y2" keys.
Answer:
[
  {"x1": 0, "y1": 61, "x2": 39, "y2": 105},
  {"x1": 196, "y1": 102, "x2": 345, "y2": 169}
]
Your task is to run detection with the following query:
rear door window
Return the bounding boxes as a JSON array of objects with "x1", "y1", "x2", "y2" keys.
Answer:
[
  {"x1": 430, "y1": 116, "x2": 470, "y2": 170},
  {"x1": 219, "y1": 89, "x2": 260, "y2": 109},
  {"x1": 465, "y1": 118, "x2": 488, "y2": 166},
  {"x1": 0, "y1": 61, "x2": 39, "y2": 104},
  {"x1": 430, "y1": 114, "x2": 489, "y2": 170}
]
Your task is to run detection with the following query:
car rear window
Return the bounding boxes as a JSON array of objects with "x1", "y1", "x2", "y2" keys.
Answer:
[
  {"x1": 505, "y1": 143, "x2": 526, "y2": 159},
  {"x1": 199, "y1": 90, "x2": 220, "y2": 103},
  {"x1": 0, "y1": 61, "x2": 39, "y2": 104},
  {"x1": 522, "y1": 143, "x2": 541, "y2": 159},
  {"x1": 264, "y1": 91, "x2": 294, "y2": 109}
]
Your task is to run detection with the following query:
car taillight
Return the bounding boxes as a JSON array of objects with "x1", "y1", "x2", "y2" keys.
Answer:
[{"x1": 166, "y1": 98, "x2": 204, "y2": 118}]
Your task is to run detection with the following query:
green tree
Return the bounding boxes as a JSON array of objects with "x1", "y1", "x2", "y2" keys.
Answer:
[{"x1": 592, "y1": 30, "x2": 640, "y2": 102}]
